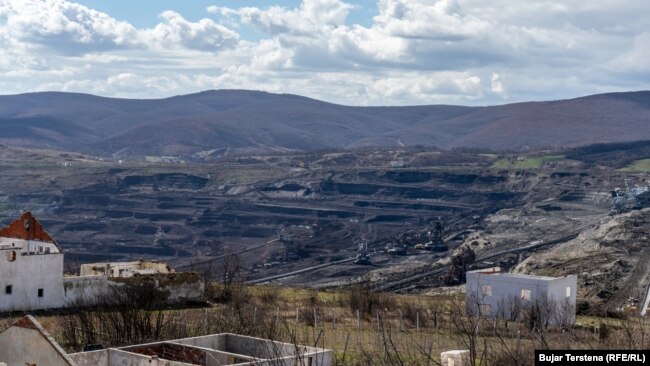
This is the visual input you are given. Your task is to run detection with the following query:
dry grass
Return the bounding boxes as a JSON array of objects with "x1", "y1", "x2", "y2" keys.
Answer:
[{"x1": 5, "y1": 284, "x2": 649, "y2": 365}]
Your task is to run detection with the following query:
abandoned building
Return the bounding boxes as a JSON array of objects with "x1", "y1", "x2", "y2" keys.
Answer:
[
  {"x1": 0, "y1": 315, "x2": 332, "y2": 366},
  {"x1": 0, "y1": 212, "x2": 203, "y2": 313},
  {"x1": 80, "y1": 259, "x2": 173, "y2": 277},
  {"x1": 466, "y1": 267, "x2": 577, "y2": 326}
]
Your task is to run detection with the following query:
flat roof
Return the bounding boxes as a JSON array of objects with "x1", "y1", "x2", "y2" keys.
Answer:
[{"x1": 468, "y1": 267, "x2": 564, "y2": 281}]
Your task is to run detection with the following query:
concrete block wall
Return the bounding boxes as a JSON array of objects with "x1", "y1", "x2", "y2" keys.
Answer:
[
  {"x1": 172, "y1": 334, "x2": 227, "y2": 350},
  {"x1": 70, "y1": 350, "x2": 109, "y2": 366},
  {"x1": 124, "y1": 343, "x2": 207, "y2": 365},
  {"x1": 107, "y1": 349, "x2": 198, "y2": 366},
  {"x1": 63, "y1": 275, "x2": 111, "y2": 306}
]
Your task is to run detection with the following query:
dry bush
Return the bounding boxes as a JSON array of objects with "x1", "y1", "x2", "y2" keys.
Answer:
[
  {"x1": 340, "y1": 287, "x2": 397, "y2": 317},
  {"x1": 402, "y1": 301, "x2": 429, "y2": 328}
]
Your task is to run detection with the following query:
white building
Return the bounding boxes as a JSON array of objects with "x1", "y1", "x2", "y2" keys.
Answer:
[
  {"x1": 0, "y1": 315, "x2": 332, "y2": 366},
  {"x1": 466, "y1": 267, "x2": 577, "y2": 326},
  {"x1": 0, "y1": 212, "x2": 203, "y2": 313},
  {"x1": 0, "y1": 212, "x2": 65, "y2": 312}
]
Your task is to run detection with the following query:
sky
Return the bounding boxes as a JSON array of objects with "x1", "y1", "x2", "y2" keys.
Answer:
[{"x1": 0, "y1": 0, "x2": 649, "y2": 106}]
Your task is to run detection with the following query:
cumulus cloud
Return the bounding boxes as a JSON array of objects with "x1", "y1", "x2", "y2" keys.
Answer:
[
  {"x1": 209, "y1": 0, "x2": 352, "y2": 36},
  {"x1": 142, "y1": 11, "x2": 238, "y2": 51},
  {"x1": 0, "y1": 0, "x2": 139, "y2": 53},
  {"x1": 0, "y1": 0, "x2": 239, "y2": 54}
]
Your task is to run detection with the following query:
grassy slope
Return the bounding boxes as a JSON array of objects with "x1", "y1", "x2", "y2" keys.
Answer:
[{"x1": 619, "y1": 159, "x2": 650, "y2": 172}]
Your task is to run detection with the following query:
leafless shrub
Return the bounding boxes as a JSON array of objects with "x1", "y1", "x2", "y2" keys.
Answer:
[
  {"x1": 215, "y1": 250, "x2": 242, "y2": 303},
  {"x1": 402, "y1": 301, "x2": 429, "y2": 328},
  {"x1": 341, "y1": 286, "x2": 397, "y2": 317}
]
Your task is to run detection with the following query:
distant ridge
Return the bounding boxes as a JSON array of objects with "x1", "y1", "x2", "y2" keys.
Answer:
[{"x1": 0, "y1": 89, "x2": 648, "y2": 157}]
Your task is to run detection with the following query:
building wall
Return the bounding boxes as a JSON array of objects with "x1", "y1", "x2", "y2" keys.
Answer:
[
  {"x1": 0, "y1": 323, "x2": 74, "y2": 366},
  {"x1": 172, "y1": 334, "x2": 332, "y2": 366},
  {"x1": 107, "y1": 349, "x2": 197, "y2": 366},
  {"x1": 224, "y1": 334, "x2": 331, "y2": 366},
  {"x1": 63, "y1": 273, "x2": 204, "y2": 308},
  {"x1": 466, "y1": 270, "x2": 577, "y2": 326},
  {"x1": 63, "y1": 275, "x2": 111, "y2": 307},
  {"x1": 172, "y1": 334, "x2": 227, "y2": 350},
  {"x1": 0, "y1": 237, "x2": 60, "y2": 254},
  {"x1": 545, "y1": 275, "x2": 577, "y2": 325},
  {"x1": 0, "y1": 247, "x2": 64, "y2": 312},
  {"x1": 70, "y1": 350, "x2": 109, "y2": 366}
]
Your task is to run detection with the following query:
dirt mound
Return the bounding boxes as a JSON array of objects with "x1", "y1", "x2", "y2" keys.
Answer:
[{"x1": 515, "y1": 208, "x2": 650, "y2": 313}]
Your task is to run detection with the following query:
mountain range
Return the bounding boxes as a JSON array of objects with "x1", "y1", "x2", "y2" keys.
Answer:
[{"x1": 0, "y1": 89, "x2": 649, "y2": 157}]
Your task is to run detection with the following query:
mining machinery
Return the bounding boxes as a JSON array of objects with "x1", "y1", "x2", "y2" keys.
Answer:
[{"x1": 354, "y1": 239, "x2": 372, "y2": 265}]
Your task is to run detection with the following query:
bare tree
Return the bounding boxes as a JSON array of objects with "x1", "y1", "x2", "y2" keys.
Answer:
[{"x1": 220, "y1": 249, "x2": 241, "y2": 303}]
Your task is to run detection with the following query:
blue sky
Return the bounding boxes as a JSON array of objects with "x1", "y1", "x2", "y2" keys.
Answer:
[
  {"x1": 0, "y1": 0, "x2": 649, "y2": 105},
  {"x1": 73, "y1": 1, "x2": 377, "y2": 28}
]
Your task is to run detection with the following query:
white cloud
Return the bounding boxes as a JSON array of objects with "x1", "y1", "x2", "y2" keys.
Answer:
[
  {"x1": 142, "y1": 11, "x2": 238, "y2": 51},
  {"x1": 490, "y1": 73, "x2": 504, "y2": 95},
  {"x1": 209, "y1": 0, "x2": 352, "y2": 36},
  {"x1": 0, "y1": 0, "x2": 239, "y2": 54},
  {"x1": 0, "y1": 0, "x2": 139, "y2": 52}
]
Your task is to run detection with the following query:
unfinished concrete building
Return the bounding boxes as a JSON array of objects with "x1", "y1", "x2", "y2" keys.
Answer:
[
  {"x1": 466, "y1": 267, "x2": 577, "y2": 326},
  {"x1": 0, "y1": 316, "x2": 332, "y2": 366},
  {"x1": 0, "y1": 212, "x2": 203, "y2": 313}
]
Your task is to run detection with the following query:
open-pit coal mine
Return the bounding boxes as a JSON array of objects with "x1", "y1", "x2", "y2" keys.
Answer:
[{"x1": 1, "y1": 144, "x2": 649, "y2": 313}]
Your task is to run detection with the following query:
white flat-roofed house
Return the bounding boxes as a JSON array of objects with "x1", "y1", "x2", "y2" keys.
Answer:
[{"x1": 466, "y1": 267, "x2": 577, "y2": 327}]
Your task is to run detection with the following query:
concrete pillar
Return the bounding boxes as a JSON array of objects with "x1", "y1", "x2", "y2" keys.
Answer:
[{"x1": 440, "y1": 350, "x2": 470, "y2": 366}]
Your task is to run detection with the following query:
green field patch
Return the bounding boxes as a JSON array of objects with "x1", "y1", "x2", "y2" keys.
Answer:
[
  {"x1": 491, "y1": 155, "x2": 565, "y2": 169},
  {"x1": 619, "y1": 158, "x2": 650, "y2": 172}
]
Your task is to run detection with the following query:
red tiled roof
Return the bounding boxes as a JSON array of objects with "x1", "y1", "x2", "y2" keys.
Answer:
[{"x1": 0, "y1": 211, "x2": 57, "y2": 244}]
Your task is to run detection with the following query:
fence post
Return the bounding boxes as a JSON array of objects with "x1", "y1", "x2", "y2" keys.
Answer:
[
  {"x1": 357, "y1": 309, "x2": 360, "y2": 329},
  {"x1": 516, "y1": 329, "x2": 521, "y2": 356},
  {"x1": 204, "y1": 309, "x2": 209, "y2": 333},
  {"x1": 376, "y1": 312, "x2": 380, "y2": 331},
  {"x1": 342, "y1": 333, "x2": 351, "y2": 364}
]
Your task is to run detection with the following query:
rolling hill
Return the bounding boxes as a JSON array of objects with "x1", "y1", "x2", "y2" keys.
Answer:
[{"x1": 0, "y1": 89, "x2": 648, "y2": 157}]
